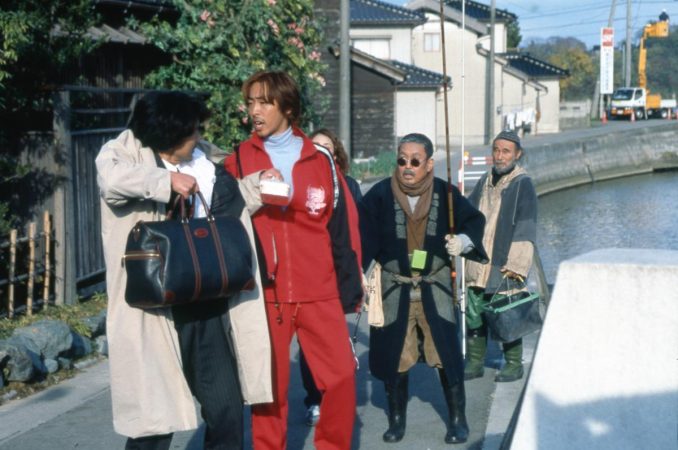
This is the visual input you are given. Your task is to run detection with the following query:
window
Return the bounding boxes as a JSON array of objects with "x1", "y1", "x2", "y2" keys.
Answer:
[
  {"x1": 612, "y1": 89, "x2": 633, "y2": 100},
  {"x1": 424, "y1": 33, "x2": 440, "y2": 52},
  {"x1": 352, "y1": 38, "x2": 391, "y2": 59}
]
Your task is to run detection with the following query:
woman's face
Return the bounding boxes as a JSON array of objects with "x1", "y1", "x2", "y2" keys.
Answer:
[
  {"x1": 312, "y1": 133, "x2": 335, "y2": 156},
  {"x1": 163, "y1": 128, "x2": 200, "y2": 164}
]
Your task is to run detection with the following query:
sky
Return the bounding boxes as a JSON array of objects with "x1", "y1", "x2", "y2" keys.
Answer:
[{"x1": 387, "y1": 0, "x2": 677, "y2": 49}]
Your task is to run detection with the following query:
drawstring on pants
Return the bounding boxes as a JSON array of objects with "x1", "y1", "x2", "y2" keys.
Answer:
[
  {"x1": 291, "y1": 302, "x2": 301, "y2": 324},
  {"x1": 273, "y1": 301, "x2": 301, "y2": 325},
  {"x1": 274, "y1": 300, "x2": 283, "y2": 324}
]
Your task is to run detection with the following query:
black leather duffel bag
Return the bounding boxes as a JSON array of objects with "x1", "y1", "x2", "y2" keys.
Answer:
[{"x1": 122, "y1": 192, "x2": 255, "y2": 309}]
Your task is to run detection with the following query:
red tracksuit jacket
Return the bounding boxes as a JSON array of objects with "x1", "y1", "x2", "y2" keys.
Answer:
[{"x1": 225, "y1": 128, "x2": 363, "y2": 312}]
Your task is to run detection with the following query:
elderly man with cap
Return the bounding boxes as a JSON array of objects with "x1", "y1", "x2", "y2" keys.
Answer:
[
  {"x1": 361, "y1": 133, "x2": 488, "y2": 444},
  {"x1": 464, "y1": 129, "x2": 538, "y2": 383}
]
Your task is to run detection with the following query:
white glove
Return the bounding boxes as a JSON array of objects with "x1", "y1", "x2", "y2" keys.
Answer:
[
  {"x1": 445, "y1": 234, "x2": 463, "y2": 256},
  {"x1": 445, "y1": 234, "x2": 473, "y2": 257}
]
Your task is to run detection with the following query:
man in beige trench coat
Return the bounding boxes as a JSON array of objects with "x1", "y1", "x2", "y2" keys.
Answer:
[{"x1": 96, "y1": 91, "x2": 272, "y2": 450}]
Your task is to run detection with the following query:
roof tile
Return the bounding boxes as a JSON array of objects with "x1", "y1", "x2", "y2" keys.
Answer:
[
  {"x1": 389, "y1": 60, "x2": 450, "y2": 88},
  {"x1": 501, "y1": 52, "x2": 569, "y2": 78},
  {"x1": 351, "y1": 0, "x2": 426, "y2": 26}
]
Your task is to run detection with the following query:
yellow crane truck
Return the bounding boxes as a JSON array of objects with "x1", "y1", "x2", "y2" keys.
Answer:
[{"x1": 610, "y1": 15, "x2": 676, "y2": 120}]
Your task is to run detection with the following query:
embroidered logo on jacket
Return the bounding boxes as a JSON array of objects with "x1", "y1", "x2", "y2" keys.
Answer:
[{"x1": 305, "y1": 186, "x2": 326, "y2": 216}]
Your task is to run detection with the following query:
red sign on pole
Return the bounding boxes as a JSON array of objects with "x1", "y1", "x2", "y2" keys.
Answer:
[
  {"x1": 601, "y1": 27, "x2": 614, "y2": 47},
  {"x1": 600, "y1": 27, "x2": 614, "y2": 94}
]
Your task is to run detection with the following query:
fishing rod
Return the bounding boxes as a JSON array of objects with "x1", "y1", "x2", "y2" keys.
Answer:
[{"x1": 438, "y1": 0, "x2": 468, "y2": 355}]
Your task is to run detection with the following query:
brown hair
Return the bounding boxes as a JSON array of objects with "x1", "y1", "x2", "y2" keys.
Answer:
[
  {"x1": 310, "y1": 128, "x2": 350, "y2": 174},
  {"x1": 242, "y1": 71, "x2": 301, "y2": 125}
]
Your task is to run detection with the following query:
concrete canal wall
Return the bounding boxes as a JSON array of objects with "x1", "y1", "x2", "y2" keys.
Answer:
[
  {"x1": 521, "y1": 122, "x2": 678, "y2": 195},
  {"x1": 510, "y1": 248, "x2": 678, "y2": 450}
]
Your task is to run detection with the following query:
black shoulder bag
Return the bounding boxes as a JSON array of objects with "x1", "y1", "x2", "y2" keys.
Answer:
[{"x1": 123, "y1": 191, "x2": 255, "y2": 309}]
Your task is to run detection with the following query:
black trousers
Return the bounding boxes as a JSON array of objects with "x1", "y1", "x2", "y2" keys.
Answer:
[
  {"x1": 299, "y1": 347, "x2": 323, "y2": 408},
  {"x1": 173, "y1": 299, "x2": 244, "y2": 450},
  {"x1": 125, "y1": 434, "x2": 172, "y2": 450}
]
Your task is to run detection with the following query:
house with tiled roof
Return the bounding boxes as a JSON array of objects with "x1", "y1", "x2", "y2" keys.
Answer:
[
  {"x1": 406, "y1": 0, "x2": 567, "y2": 141},
  {"x1": 443, "y1": 0, "x2": 516, "y2": 55},
  {"x1": 347, "y1": 0, "x2": 448, "y2": 156},
  {"x1": 350, "y1": 0, "x2": 425, "y2": 65},
  {"x1": 347, "y1": 0, "x2": 567, "y2": 146}
]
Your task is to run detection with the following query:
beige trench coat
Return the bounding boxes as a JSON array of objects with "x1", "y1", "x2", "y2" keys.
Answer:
[{"x1": 96, "y1": 130, "x2": 272, "y2": 438}]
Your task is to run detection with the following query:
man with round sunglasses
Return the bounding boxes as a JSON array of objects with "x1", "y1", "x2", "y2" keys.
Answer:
[{"x1": 361, "y1": 133, "x2": 488, "y2": 445}]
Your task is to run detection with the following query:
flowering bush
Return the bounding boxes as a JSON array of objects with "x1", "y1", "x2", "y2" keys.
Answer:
[{"x1": 131, "y1": 0, "x2": 328, "y2": 150}]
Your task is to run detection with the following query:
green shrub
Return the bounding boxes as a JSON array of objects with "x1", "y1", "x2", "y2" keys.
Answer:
[
  {"x1": 350, "y1": 150, "x2": 396, "y2": 181},
  {"x1": 0, "y1": 292, "x2": 107, "y2": 340},
  {"x1": 131, "y1": 0, "x2": 328, "y2": 151}
]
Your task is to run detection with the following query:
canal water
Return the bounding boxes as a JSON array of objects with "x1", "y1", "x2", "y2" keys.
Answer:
[{"x1": 536, "y1": 171, "x2": 678, "y2": 284}]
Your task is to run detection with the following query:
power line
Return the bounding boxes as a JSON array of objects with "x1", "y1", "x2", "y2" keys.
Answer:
[
  {"x1": 502, "y1": 0, "x2": 674, "y2": 24},
  {"x1": 520, "y1": 12, "x2": 672, "y2": 32},
  {"x1": 519, "y1": 4, "x2": 611, "y2": 19}
]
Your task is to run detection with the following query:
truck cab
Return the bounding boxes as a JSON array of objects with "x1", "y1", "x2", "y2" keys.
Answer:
[
  {"x1": 609, "y1": 87, "x2": 676, "y2": 120},
  {"x1": 610, "y1": 87, "x2": 647, "y2": 120}
]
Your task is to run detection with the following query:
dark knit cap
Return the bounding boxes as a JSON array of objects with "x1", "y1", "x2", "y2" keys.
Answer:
[{"x1": 493, "y1": 130, "x2": 522, "y2": 150}]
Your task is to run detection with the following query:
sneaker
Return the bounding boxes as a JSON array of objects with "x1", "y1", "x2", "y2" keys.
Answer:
[{"x1": 305, "y1": 404, "x2": 320, "y2": 426}]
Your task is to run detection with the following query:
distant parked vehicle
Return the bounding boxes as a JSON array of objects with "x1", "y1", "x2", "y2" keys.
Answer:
[
  {"x1": 609, "y1": 15, "x2": 676, "y2": 120},
  {"x1": 609, "y1": 87, "x2": 676, "y2": 120}
]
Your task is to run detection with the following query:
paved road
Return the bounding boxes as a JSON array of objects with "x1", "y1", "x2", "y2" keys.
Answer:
[{"x1": 0, "y1": 308, "x2": 537, "y2": 450}]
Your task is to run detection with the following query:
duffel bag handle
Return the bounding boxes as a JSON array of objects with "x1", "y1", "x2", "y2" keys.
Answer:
[{"x1": 166, "y1": 190, "x2": 214, "y2": 223}]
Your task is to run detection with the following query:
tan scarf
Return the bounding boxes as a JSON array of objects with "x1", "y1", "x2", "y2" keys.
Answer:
[{"x1": 391, "y1": 169, "x2": 434, "y2": 254}]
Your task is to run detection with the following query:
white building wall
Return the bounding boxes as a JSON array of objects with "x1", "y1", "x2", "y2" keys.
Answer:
[
  {"x1": 477, "y1": 22, "x2": 506, "y2": 53},
  {"x1": 537, "y1": 79, "x2": 561, "y2": 133},
  {"x1": 350, "y1": 27, "x2": 413, "y2": 64},
  {"x1": 412, "y1": 14, "x2": 491, "y2": 147},
  {"x1": 395, "y1": 90, "x2": 437, "y2": 141}
]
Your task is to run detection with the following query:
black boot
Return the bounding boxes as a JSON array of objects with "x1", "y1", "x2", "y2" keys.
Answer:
[
  {"x1": 382, "y1": 372, "x2": 408, "y2": 443},
  {"x1": 439, "y1": 368, "x2": 469, "y2": 444}
]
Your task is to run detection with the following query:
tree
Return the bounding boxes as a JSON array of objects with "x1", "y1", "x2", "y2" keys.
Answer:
[
  {"x1": 131, "y1": 0, "x2": 327, "y2": 150},
  {"x1": 549, "y1": 47, "x2": 595, "y2": 100},
  {"x1": 0, "y1": 1, "x2": 98, "y2": 232},
  {"x1": 507, "y1": 20, "x2": 521, "y2": 49},
  {"x1": 524, "y1": 37, "x2": 595, "y2": 100}
]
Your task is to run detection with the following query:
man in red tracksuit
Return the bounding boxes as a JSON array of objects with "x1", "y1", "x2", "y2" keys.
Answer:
[{"x1": 225, "y1": 71, "x2": 363, "y2": 450}]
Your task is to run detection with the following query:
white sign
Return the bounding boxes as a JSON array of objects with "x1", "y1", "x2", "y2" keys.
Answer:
[{"x1": 600, "y1": 27, "x2": 614, "y2": 94}]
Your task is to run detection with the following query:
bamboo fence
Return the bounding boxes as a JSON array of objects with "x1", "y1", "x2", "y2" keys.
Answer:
[{"x1": 0, "y1": 211, "x2": 52, "y2": 319}]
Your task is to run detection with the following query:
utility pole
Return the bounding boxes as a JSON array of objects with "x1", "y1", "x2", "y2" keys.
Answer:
[
  {"x1": 625, "y1": 0, "x2": 632, "y2": 86},
  {"x1": 485, "y1": 0, "x2": 496, "y2": 144},
  {"x1": 339, "y1": 0, "x2": 351, "y2": 155}
]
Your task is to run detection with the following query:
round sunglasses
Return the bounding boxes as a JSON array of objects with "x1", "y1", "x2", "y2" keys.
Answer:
[{"x1": 397, "y1": 157, "x2": 424, "y2": 168}]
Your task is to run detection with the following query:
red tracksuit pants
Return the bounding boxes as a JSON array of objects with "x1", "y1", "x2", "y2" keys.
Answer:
[{"x1": 252, "y1": 299, "x2": 356, "y2": 450}]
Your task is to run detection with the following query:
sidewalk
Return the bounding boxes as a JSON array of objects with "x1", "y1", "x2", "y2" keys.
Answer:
[{"x1": 0, "y1": 311, "x2": 534, "y2": 450}]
